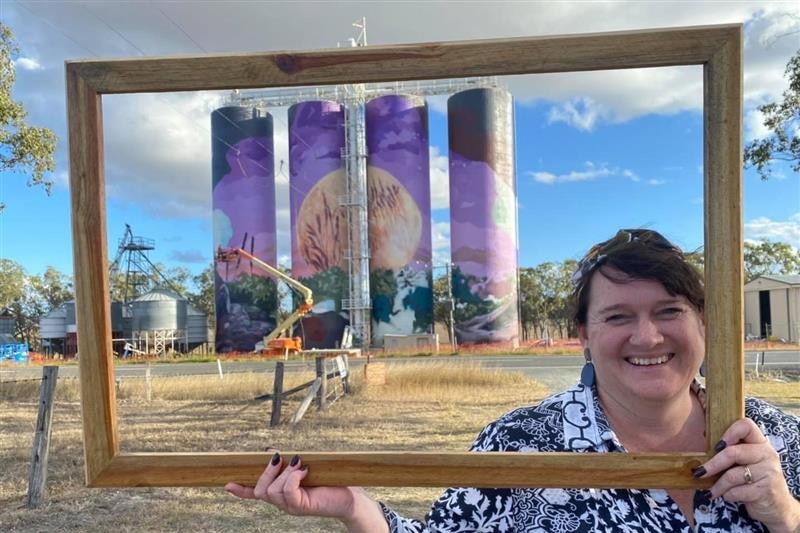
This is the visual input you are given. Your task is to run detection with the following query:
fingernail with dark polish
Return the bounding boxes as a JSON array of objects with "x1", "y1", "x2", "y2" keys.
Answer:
[
  {"x1": 270, "y1": 452, "x2": 281, "y2": 466},
  {"x1": 714, "y1": 439, "x2": 727, "y2": 452},
  {"x1": 692, "y1": 466, "x2": 707, "y2": 478},
  {"x1": 290, "y1": 454, "x2": 300, "y2": 467}
]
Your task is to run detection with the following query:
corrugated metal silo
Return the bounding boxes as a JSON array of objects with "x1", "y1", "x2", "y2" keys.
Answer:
[
  {"x1": 110, "y1": 302, "x2": 125, "y2": 331},
  {"x1": 65, "y1": 300, "x2": 76, "y2": 327},
  {"x1": 365, "y1": 94, "x2": 433, "y2": 345},
  {"x1": 39, "y1": 304, "x2": 68, "y2": 339},
  {"x1": 131, "y1": 289, "x2": 188, "y2": 331},
  {"x1": 448, "y1": 88, "x2": 520, "y2": 346},
  {"x1": 186, "y1": 303, "x2": 208, "y2": 344}
]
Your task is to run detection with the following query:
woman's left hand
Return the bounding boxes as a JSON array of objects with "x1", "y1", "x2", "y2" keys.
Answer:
[{"x1": 695, "y1": 418, "x2": 800, "y2": 533}]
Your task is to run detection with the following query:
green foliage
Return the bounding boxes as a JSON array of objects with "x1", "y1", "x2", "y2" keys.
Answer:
[
  {"x1": 432, "y1": 271, "x2": 454, "y2": 342},
  {"x1": 300, "y1": 267, "x2": 347, "y2": 311},
  {"x1": 450, "y1": 266, "x2": 495, "y2": 323},
  {"x1": 187, "y1": 263, "x2": 215, "y2": 320},
  {"x1": 0, "y1": 260, "x2": 72, "y2": 347},
  {"x1": 518, "y1": 260, "x2": 576, "y2": 340},
  {"x1": 744, "y1": 49, "x2": 799, "y2": 179},
  {"x1": 227, "y1": 273, "x2": 278, "y2": 314},
  {"x1": 0, "y1": 258, "x2": 26, "y2": 308},
  {"x1": 0, "y1": 23, "x2": 57, "y2": 211},
  {"x1": 744, "y1": 240, "x2": 800, "y2": 282},
  {"x1": 29, "y1": 267, "x2": 72, "y2": 310}
]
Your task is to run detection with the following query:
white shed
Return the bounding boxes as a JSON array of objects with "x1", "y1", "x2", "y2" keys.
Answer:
[{"x1": 743, "y1": 275, "x2": 800, "y2": 342}]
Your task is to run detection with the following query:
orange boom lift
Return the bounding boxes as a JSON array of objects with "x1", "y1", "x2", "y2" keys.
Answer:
[{"x1": 215, "y1": 246, "x2": 313, "y2": 357}]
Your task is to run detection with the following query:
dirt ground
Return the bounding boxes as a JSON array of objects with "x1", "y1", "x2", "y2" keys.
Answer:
[{"x1": 1, "y1": 367, "x2": 798, "y2": 533}]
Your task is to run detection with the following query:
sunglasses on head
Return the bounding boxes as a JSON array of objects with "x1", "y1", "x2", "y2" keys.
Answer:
[{"x1": 571, "y1": 229, "x2": 680, "y2": 285}]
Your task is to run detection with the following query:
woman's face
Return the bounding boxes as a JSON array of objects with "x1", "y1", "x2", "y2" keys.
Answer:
[{"x1": 579, "y1": 269, "x2": 705, "y2": 405}]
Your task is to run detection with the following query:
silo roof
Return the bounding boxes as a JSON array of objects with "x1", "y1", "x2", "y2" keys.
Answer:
[{"x1": 133, "y1": 289, "x2": 186, "y2": 302}]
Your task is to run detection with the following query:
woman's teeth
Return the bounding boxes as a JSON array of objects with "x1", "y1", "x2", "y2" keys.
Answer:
[{"x1": 628, "y1": 354, "x2": 672, "y2": 366}]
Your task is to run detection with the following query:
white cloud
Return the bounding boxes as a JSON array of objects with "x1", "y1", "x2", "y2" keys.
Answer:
[
  {"x1": 745, "y1": 213, "x2": 800, "y2": 248},
  {"x1": 532, "y1": 171, "x2": 556, "y2": 184},
  {"x1": 102, "y1": 91, "x2": 224, "y2": 218},
  {"x1": 14, "y1": 57, "x2": 43, "y2": 71},
  {"x1": 429, "y1": 145, "x2": 450, "y2": 210},
  {"x1": 431, "y1": 221, "x2": 451, "y2": 266},
  {"x1": 744, "y1": 106, "x2": 772, "y2": 142},
  {"x1": 528, "y1": 161, "x2": 641, "y2": 185},
  {"x1": 647, "y1": 179, "x2": 666, "y2": 186},
  {"x1": 547, "y1": 97, "x2": 609, "y2": 132}
]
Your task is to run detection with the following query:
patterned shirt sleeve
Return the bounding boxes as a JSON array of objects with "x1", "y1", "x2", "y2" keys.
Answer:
[{"x1": 745, "y1": 397, "x2": 800, "y2": 499}]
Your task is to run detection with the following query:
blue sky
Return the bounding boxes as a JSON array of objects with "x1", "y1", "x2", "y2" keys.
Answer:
[{"x1": 2, "y1": 1, "x2": 798, "y2": 282}]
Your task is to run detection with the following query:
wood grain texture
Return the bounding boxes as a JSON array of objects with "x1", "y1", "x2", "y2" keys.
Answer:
[
  {"x1": 90, "y1": 452, "x2": 712, "y2": 489},
  {"x1": 67, "y1": 65, "x2": 119, "y2": 485},
  {"x1": 67, "y1": 25, "x2": 739, "y2": 94},
  {"x1": 67, "y1": 24, "x2": 745, "y2": 489},
  {"x1": 26, "y1": 366, "x2": 59, "y2": 508},
  {"x1": 703, "y1": 27, "x2": 745, "y2": 446}
]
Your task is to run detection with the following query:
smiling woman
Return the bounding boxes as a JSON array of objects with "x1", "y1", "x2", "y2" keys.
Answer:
[{"x1": 229, "y1": 228, "x2": 800, "y2": 532}]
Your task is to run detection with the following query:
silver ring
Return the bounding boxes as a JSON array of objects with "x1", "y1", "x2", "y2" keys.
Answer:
[{"x1": 743, "y1": 465, "x2": 753, "y2": 484}]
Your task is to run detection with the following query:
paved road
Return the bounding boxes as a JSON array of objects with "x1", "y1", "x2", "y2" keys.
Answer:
[{"x1": 3, "y1": 351, "x2": 798, "y2": 392}]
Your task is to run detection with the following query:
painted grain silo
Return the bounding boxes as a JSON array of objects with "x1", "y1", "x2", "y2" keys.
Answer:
[
  {"x1": 288, "y1": 100, "x2": 349, "y2": 349},
  {"x1": 365, "y1": 94, "x2": 433, "y2": 345},
  {"x1": 211, "y1": 106, "x2": 278, "y2": 353},
  {"x1": 447, "y1": 88, "x2": 519, "y2": 346}
]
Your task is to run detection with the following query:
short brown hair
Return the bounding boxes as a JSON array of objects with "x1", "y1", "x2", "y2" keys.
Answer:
[{"x1": 571, "y1": 229, "x2": 704, "y2": 326}]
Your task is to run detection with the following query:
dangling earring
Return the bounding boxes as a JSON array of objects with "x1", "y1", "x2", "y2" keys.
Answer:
[
  {"x1": 580, "y1": 347, "x2": 595, "y2": 387},
  {"x1": 699, "y1": 360, "x2": 706, "y2": 378}
]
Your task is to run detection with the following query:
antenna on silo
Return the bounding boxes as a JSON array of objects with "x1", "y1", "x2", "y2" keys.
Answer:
[{"x1": 352, "y1": 17, "x2": 367, "y2": 47}]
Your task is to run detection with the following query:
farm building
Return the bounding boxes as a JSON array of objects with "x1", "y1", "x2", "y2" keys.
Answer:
[
  {"x1": 38, "y1": 294, "x2": 208, "y2": 357},
  {"x1": 744, "y1": 274, "x2": 800, "y2": 342},
  {"x1": 0, "y1": 308, "x2": 14, "y2": 335}
]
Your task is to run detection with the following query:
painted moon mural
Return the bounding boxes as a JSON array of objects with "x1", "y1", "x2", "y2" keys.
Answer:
[
  {"x1": 367, "y1": 165, "x2": 422, "y2": 270},
  {"x1": 296, "y1": 167, "x2": 347, "y2": 273}
]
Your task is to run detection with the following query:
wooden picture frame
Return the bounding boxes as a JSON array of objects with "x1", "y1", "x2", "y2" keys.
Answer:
[{"x1": 68, "y1": 24, "x2": 743, "y2": 489}]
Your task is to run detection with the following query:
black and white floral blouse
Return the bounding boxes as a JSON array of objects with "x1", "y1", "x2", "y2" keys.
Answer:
[{"x1": 381, "y1": 382, "x2": 800, "y2": 532}]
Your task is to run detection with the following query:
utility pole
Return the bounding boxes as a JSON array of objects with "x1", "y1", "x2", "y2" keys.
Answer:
[{"x1": 446, "y1": 262, "x2": 457, "y2": 351}]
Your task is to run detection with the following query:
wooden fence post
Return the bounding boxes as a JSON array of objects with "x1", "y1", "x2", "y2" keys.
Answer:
[
  {"x1": 290, "y1": 378, "x2": 322, "y2": 425},
  {"x1": 145, "y1": 363, "x2": 152, "y2": 402},
  {"x1": 270, "y1": 362, "x2": 284, "y2": 427},
  {"x1": 315, "y1": 356, "x2": 327, "y2": 411},
  {"x1": 27, "y1": 365, "x2": 59, "y2": 508}
]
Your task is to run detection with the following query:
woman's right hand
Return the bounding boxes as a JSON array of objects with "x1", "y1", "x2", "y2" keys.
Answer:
[{"x1": 225, "y1": 453, "x2": 389, "y2": 533}]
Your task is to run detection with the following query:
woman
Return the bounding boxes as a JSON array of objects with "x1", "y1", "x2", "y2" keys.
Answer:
[{"x1": 227, "y1": 229, "x2": 800, "y2": 532}]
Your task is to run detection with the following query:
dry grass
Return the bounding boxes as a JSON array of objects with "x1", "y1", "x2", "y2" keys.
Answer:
[
  {"x1": 0, "y1": 362, "x2": 547, "y2": 532},
  {"x1": 2, "y1": 364, "x2": 797, "y2": 533}
]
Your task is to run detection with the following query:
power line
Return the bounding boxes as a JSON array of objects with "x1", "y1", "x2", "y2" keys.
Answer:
[
  {"x1": 80, "y1": 3, "x2": 148, "y2": 56},
  {"x1": 13, "y1": 1, "x2": 99, "y2": 57},
  {"x1": 150, "y1": 1, "x2": 208, "y2": 54}
]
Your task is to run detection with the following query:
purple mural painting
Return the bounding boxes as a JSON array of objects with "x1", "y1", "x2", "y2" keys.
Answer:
[
  {"x1": 288, "y1": 100, "x2": 349, "y2": 349},
  {"x1": 448, "y1": 88, "x2": 520, "y2": 345},
  {"x1": 211, "y1": 106, "x2": 277, "y2": 352},
  {"x1": 365, "y1": 94, "x2": 433, "y2": 345}
]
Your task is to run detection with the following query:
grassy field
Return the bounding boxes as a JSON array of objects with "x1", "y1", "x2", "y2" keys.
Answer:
[{"x1": 1, "y1": 364, "x2": 798, "y2": 533}]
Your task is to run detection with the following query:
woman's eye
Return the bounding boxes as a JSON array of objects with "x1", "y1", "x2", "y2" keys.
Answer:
[
  {"x1": 606, "y1": 314, "x2": 629, "y2": 323},
  {"x1": 658, "y1": 307, "x2": 683, "y2": 317}
]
